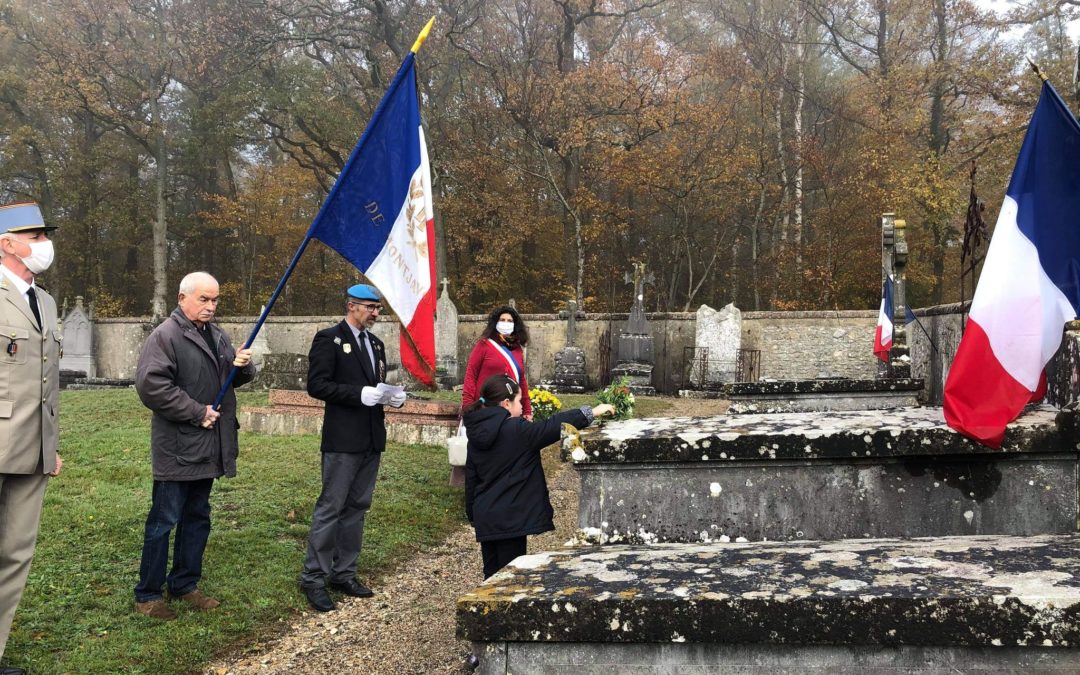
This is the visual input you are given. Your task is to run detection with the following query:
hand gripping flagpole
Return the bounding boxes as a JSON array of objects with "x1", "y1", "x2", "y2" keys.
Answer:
[{"x1": 212, "y1": 16, "x2": 437, "y2": 410}]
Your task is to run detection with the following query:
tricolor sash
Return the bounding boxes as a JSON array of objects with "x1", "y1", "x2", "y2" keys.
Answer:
[{"x1": 487, "y1": 338, "x2": 523, "y2": 383}]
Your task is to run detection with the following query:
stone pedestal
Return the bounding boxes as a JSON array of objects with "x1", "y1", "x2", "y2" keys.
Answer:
[
  {"x1": 610, "y1": 361, "x2": 654, "y2": 396},
  {"x1": 253, "y1": 353, "x2": 308, "y2": 391},
  {"x1": 551, "y1": 345, "x2": 588, "y2": 393},
  {"x1": 239, "y1": 389, "x2": 460, "y2": 447},
  {"x1": 566, "y1": 405, "x2": 1079, "y2": 544}
]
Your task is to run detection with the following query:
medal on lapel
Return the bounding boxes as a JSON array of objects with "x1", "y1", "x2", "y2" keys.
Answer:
[
  {"x1": 343, "y1": 343, "x2": 352, "y2": 354},
  {"x1": 379, "y1": 360, "x2": 386, "y2": 381},
  {"x1": 6, "y1": 335, "x2": 16, "y2": 357}
]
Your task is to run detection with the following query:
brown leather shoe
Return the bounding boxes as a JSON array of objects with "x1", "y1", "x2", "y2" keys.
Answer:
[
  {"x1": 135, "y1": 598, "x2": 177, "y2": 620},
  {"x1": 173, "y1": 589, "x2": 221, "y2": 610}
]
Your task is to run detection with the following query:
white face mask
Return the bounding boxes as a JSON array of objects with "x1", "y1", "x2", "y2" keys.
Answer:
[
  {"x1": 7, "y1": 237, "x2": 54, "y2": 274},
  {"x1": 496, "y1": 321, "x2": 514, "y2": 336}
]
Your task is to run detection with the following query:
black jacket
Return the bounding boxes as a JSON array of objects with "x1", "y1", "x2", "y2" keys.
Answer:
[
  {"x1": 463, "y1": 406, "x2": 591, "y2": 542},
  {"x1": 307, "y1": 320, "x2": 387, "y2": 454}
]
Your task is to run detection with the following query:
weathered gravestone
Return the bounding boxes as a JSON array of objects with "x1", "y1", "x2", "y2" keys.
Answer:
[
  {"x1": 60, "y1": 296, "x2": 94, "y2": 378},
  {"x1": 610, "y1": 262, "x2": 655, "y2": 395},
  {"x1": 550, "y1": 300, "x2": 587, "y2": 393},
  {"x1": 689, "y1": 302, "x2": 741, "y2": 387},
  {"x1": 435, "y1": 278, "x2": 459, "y2": 389}
]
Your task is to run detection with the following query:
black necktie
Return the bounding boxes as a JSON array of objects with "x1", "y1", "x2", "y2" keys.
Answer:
[
  {"x1": 26, "y1": 286, "x2": 42, "y2": 329},
  {"x1": 360, "y1": 332, "x2": 376, "y2": 379}
]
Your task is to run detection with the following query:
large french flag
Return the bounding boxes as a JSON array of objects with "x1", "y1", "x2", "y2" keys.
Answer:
[
  {"x1": 873, "y1": 276, "x2": 894, "y2": 362},
  {"x1": 308, "y1": 51, "x2": 437, "y2": 386},
  {"x1": 943, "y1": 81, "x2": 1080, "y2": 448}
]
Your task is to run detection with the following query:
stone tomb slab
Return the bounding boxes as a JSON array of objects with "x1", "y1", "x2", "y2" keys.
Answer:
[
  {"x1": 239, "y1": 390, "x2": 460, "y2": 446},
  {"x1": 457, "y1": 535, "x2": 1080, "y2": 673},
  {"x1": 567, "y1": 405, "x2": 1079, "y2": 543},
  {"x1": 723, "y1": 377, "x2": 924, "y2": 413}
]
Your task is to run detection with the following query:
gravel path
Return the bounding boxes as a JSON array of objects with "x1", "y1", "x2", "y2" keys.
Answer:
[
  {"x1": 208, "y1": 445, "x2": 582, "y2": 675},
  {"x1": 208, "y1": 398, "x2": 727, "y2": 674}
]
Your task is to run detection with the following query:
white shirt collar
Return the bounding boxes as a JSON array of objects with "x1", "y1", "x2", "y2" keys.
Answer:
[
  {"x1": 0, "y1": 264, "x2": 32, "y2": 296},
  {"x1": 347, "y1": 322, "x2": 369, "y2": 341}
]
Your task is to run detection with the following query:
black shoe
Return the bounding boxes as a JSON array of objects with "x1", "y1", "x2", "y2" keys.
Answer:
[
  {"x1": 302, "y1": 584, "x2": 336, "y2": 612},
  {"x1": 1, "y1": 666, "x2": 27, "y2": 675},
  {"x1": 328, "y1": 578, "x2": 374, "y2": 598}
]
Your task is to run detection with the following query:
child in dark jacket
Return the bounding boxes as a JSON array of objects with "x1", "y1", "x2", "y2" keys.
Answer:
[{"x1": 463, "y1": 374, "x2": 613, "y2": 578}]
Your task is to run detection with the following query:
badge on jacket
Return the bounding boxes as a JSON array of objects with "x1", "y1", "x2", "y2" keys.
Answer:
[{"x1": 343, "y1": 343, "x2": 352, "y2": 354}]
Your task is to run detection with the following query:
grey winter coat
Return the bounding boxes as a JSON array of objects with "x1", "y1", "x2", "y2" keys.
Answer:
[{"x1": 135, "y1": 307, "x2": 256, "y2": 481}]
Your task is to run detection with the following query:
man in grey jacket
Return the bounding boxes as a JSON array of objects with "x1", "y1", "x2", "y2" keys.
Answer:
[{"x1": 133, "y1": 271, "x2": 255, "y2": 620}]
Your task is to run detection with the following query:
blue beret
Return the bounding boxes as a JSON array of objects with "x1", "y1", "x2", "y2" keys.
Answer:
[
  {"x1": 0, "y1": 202, "x2": 56, "y2": 234},
  {"x1": 347, "y1": 284, "x2": 381, "y2": 301}
]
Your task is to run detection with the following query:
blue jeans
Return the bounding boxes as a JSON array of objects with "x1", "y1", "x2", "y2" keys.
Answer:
[{"x1": 134, "y1": 478, "x2": 214, "y2": 602}]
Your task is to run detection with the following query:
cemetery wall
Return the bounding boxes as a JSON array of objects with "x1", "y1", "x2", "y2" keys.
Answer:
[{"x1": 89, "y1": 308, "x2": 961, "y2": 394}]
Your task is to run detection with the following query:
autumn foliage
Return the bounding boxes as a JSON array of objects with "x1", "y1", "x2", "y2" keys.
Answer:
[{"x1": 0, "y1": 0, "x2": 1072, "y2": 316}]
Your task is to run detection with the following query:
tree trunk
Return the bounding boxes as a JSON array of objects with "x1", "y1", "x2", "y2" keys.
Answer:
[
  {"x1": 151, "y1": 95, "x2": 168, "y2": 319},
  {"x1": 792, "y1": 2, "x2": 806, "y2": 265}
]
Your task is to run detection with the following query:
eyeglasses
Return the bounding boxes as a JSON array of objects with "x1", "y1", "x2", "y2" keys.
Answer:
[{"x1": 354, "y1": 302, "x2": 383, "y2": 312}]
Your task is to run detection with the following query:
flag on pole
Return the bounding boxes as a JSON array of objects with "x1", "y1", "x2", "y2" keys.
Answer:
[
  {"x1": 307, "y1": 34, "x2": 437, "y2": 386},
  {"x1": 873, "y1": 275, "x2": 894, "y2": 362},
  {"x1": 210, "y1": 19, "x2": 438, "y2": 407},
  {"x1": 943, "y1": 81, "x2": 1080, "y2": 448}
]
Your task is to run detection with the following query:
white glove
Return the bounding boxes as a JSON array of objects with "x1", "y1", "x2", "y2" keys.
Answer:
[
  {"x1": 361, "y1": 386, "x2": 381, "y2": 407},
  {"x1": 389, "y1": 391, "x2": 407, "y2": 408}
]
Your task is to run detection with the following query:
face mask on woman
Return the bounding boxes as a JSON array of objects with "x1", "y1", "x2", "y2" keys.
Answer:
[{"x1": 496, "y1": 321, "x2": 514, "y2": 336}]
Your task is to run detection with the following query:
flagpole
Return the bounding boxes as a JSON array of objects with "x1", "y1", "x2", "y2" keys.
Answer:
[
  {"x1": 905, "y1": 305, "x2": 939, "y2": 354},
  {"x1": 211, "y1": 17, "x2": 438, "y2": 410},
  {"x1": 412, "y1": 17, "x2": 435, "y2": 53},
  {"x1": 1026, "y1": 56, "x2": 1049, "y2": 83},
  {"x1": 211, "y1": 236, "x2": 315, "y2": 409}
]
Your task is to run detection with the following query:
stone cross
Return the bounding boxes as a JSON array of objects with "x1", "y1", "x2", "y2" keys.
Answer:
[
  {"x1": 624, "y1": 262, "x2": 655, "y2": 307},
  {"x1": 566, "y1": 299, "x2": 578, "y2": 347},
  {"x1": 624, "y1": 263, "x2": 654, "y2": 335}
]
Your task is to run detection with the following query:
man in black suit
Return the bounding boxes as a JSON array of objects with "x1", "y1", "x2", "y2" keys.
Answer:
[{"x1": 300, "y1": 284, "x2": 406, "y2": 612}]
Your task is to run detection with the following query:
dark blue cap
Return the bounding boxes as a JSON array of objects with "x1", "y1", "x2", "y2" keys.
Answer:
[{"x1": 347, "y1": 284, "x2": 381, "y2": 302}]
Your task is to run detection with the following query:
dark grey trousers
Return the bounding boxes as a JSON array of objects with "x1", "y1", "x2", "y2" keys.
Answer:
[{"x1": 300, "y1": 451, "x2": 381, "y2": 588}]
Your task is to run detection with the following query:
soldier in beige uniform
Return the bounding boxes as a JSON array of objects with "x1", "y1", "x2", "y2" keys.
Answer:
[{"x1": 0, "y1": 202, "x2": 62, "y2": 675}]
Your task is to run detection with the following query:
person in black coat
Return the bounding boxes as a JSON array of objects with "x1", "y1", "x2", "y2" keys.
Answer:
[
  {"x1": 299, "y1": 283, "x2": 406, "y2": 612},
  {"x1": 463, "y1": 374, "x2": 613, "y2": 578}
]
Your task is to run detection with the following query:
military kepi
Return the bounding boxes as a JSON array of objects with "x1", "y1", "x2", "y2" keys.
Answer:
[
  {"x1": 347, "y1": 284, "x2": 381, "y2": 302},
  {"x1": 0, "y1": 201, "x2": 56, "y2": 233}
]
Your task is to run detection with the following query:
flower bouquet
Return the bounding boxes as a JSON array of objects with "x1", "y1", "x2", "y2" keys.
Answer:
[{"x1": 596, "y1": 377, "x2": 635, "y2": 420}]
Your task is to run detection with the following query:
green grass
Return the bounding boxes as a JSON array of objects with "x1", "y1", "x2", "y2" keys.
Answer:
[{"x1": 6, "y1": 390, "x2": 465, "y2": 674}]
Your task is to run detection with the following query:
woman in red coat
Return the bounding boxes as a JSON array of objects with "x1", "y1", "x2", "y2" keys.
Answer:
[{"x1": 462, "y1": 306, "x2": 533, "y2": 420}]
